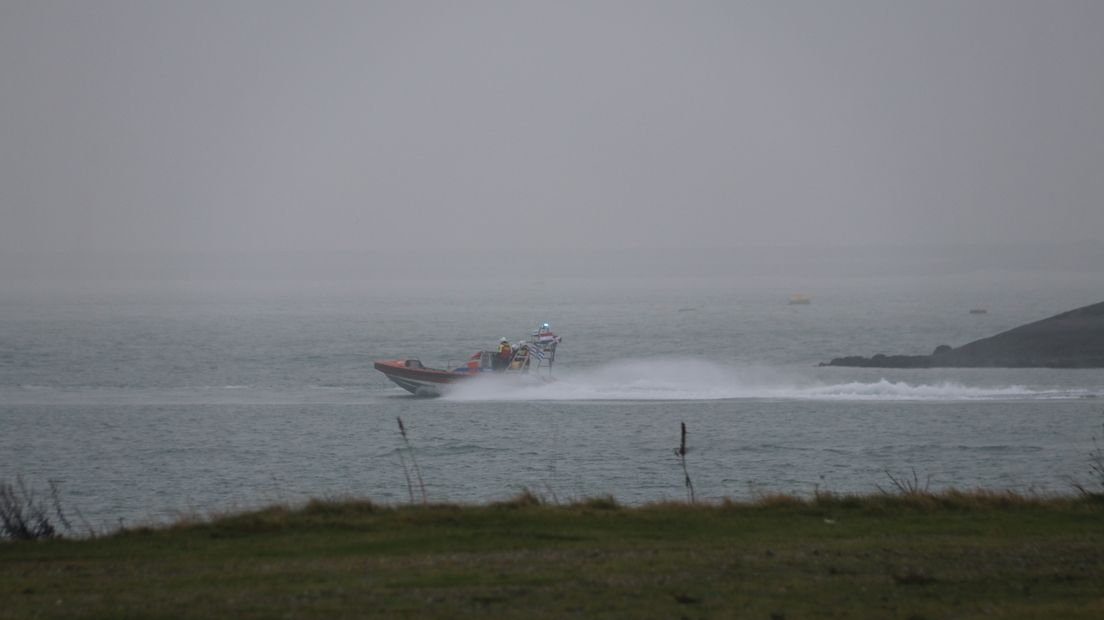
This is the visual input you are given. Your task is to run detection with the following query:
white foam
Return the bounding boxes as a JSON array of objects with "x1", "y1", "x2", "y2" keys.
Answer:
[
  {"x1": 442, "y1": 358, "x2": 1092, "y2": 402},
  {"x1": 793, "y1": 379, "x2": 1038, "y2": 401}
]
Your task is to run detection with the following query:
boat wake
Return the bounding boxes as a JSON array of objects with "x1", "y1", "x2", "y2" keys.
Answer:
[{"x1": 442, "y1": 358, "x2": 1100, "y2": 402}]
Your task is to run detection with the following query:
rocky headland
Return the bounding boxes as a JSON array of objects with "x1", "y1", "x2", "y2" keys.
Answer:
[{"x1": 822, "y1": 300, "x2": 1104, "y2": 368}]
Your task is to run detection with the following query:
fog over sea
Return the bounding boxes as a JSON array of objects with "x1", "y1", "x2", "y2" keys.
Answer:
[{"x1": 3, "y1": 272, "x2": 1104, "y2": 530}]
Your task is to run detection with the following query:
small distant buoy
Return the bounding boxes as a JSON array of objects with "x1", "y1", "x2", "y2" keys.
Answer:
[{"x1": 969, "y1": 308, "x2": 988, "y2": 315}]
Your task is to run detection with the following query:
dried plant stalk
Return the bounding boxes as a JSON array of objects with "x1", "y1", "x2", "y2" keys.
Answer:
[
  {"x1": 397, "y1": 417, "x2": 427, "y2": 504},
  {"x1": 675, "y1": 422, "x2": 695, "y2": 503}
]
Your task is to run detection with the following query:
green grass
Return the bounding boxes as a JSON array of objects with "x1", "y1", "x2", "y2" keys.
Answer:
[{"x1": 2, "y1": 491, "x2": 1103, "y2": 619}]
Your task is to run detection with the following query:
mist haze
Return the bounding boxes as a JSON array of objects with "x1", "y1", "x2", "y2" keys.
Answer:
[
  {"x1": 7, "y1": 2, "x2": 1104, "y2": 566},
  {"x1": 3, "y1": 1, "x2": 1103, "y2": 280}
]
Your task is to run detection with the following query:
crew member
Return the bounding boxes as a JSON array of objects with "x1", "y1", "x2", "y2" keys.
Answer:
[
  {"x1": 511, "y1": 343, "x2": 529, "y2": 370},
  {"x1": 495, "y1": 337, "x2": 512, "y2": 370}
]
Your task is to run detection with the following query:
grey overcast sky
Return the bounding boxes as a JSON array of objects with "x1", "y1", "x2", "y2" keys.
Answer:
[{"x1": 2, "y1": 0, "x2": 1103, "y2": 260}]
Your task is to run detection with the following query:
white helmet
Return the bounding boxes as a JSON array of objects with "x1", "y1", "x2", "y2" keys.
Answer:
[{"x1": 500, "y1": 337, "x2": 507, "y2": 342}]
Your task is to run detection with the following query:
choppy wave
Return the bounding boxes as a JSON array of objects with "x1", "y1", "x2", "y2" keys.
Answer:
[{"x1": 442, "y1": 358, "x2": 1099, "y2": 402}]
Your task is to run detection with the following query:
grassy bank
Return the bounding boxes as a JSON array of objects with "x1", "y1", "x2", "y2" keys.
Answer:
[{"x1": 2, "y1": 491, "x2": 1102, "y2": 619}]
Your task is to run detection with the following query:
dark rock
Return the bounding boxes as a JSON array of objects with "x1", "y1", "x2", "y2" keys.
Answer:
[{"x1": 822, "y1": 300, "x2": 1104, "y2": 368}]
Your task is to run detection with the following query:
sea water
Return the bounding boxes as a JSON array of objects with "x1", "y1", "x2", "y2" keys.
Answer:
[{"x1": 2, "y1": 273, "x2": 1103, "y2": 529}]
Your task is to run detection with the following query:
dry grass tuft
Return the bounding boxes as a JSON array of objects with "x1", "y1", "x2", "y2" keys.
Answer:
[
  {"x1": 303, "y1": 497, "x2": 380, "y2": 516},
  {"x1": 492, "y1": 489, "x2": 545, "y2": 509},
  {"x1": 569, "y1": 495, "x2": 621, "y2": 511},
  {"x1": 749, "y1": 493, "x2": 807, "y2": 509},
  {"x1": 1, "y1": 477, "x2": 71, "y2": 541},
  {"x1": 132, "y1": 484, "x2": 1104, "y2": 540},
  {"x1": 702, "y1": 487, "x2": 1090, "y2": 515}
]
